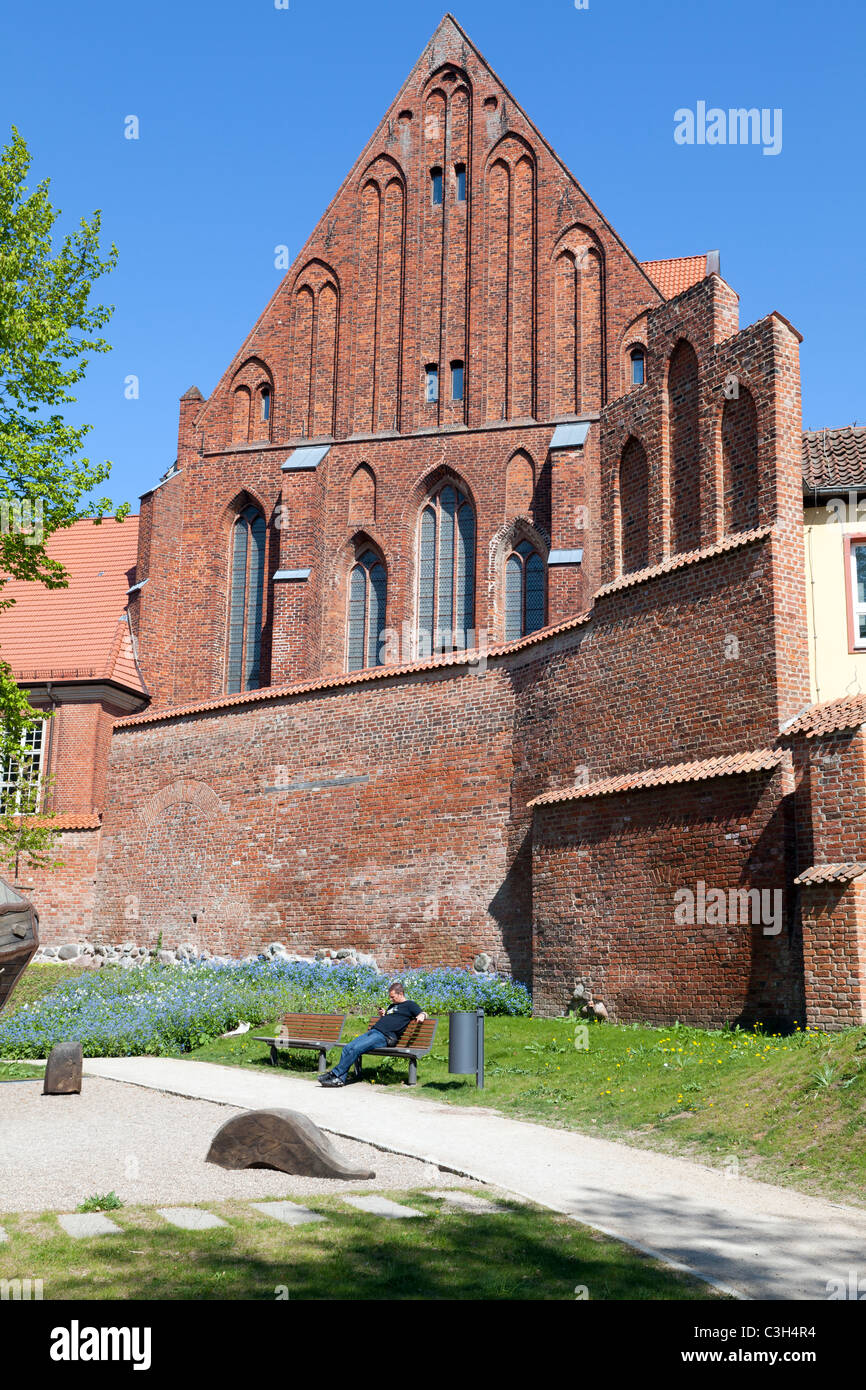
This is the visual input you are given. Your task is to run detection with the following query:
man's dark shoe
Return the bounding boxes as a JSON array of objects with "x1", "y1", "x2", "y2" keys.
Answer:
[{"x1": 319, "y1": 1074, "x2": 345, "y2": 1087}]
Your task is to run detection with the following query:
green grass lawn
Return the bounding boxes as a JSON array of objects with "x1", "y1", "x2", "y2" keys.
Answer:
[
  {"x1": 8, "y1": 965, "x2": 866, "y2": 1207},
  {"x1": 0, "y1": 1191, "x2": 724, "y2": 1301},
  {"x1": 188, "y1": 1014, "x2": 866, "y2": 1207},
  {"x1": 0, "y1": 1061, "x2": 45, "y2": 1080},
  {"x1": 4, "y1": 961, "x2": 90, "y2": 1010}
]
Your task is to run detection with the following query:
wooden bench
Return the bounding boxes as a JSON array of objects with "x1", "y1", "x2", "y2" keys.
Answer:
[
  {"x1": 253, "y1": 1013, "x2": 346, "y2": 1074},
  {"x1": 340, "y1": 1017, "x2": 438, "y2": 1086}
]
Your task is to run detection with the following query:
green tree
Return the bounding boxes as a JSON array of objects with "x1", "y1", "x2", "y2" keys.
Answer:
[{"x1": 0, "y1": 126, "x2": 124, "y2": 876}]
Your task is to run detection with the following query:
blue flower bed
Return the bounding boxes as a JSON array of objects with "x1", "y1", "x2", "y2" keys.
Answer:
[{"x1": 0, "y1": 959, "x2": 532, "y2": 1058}]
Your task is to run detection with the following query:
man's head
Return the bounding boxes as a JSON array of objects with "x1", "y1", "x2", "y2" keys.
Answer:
[{"x1": 388, "y1": 981, "x2": 406, "y2": 1002}]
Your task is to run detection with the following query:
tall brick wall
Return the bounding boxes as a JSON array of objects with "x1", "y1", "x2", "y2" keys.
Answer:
[
  {"x1": 532, "y1": 769, "x2": 799, "y2": 1025},
  {"x1": 93, "y1": 514, "x2": 804, "y2": 1022},
  {"x1": 92, "y1": 665, "x2": 525, "y2": 974},
  {"x1": 19, "y1": 829, "x2": 101, "y2": 945},
  {"x1": 799, "y1": 881, "x2": 866, "y2": 1029}
]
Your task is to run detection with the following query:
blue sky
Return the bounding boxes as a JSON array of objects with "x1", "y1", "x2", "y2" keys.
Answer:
[{"x1": 1, "y1": 0, "x2": 863, "y2": 512}]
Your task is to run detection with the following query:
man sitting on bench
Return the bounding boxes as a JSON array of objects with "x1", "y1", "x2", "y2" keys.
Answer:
[{"x1": 319, "y1": 981, "x2": 427, "y2": 1088}]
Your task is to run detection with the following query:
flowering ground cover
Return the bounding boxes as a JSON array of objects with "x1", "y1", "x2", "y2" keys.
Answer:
[{"x1": 0, "y1": 960, "x2": 530, "y2": 1059}]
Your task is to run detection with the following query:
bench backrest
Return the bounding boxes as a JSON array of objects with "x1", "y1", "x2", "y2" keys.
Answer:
[
  {"x1": 279, "y1": 1013, "x2": 345, "y2": 1043},
  {"x1": 369, "y1": 1017, "x2": 437, "y2": 1053}
]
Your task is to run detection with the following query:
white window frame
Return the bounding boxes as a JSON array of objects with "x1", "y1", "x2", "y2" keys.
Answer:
[
  {"x1": 848, "y1": 540, "x2": 866, "y2": 650},
  {"x1": 1, "y1": 718, "x2": 47, "y2": 815}
]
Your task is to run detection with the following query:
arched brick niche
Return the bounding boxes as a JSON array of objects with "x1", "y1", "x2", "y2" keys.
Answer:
[
  {"x1": 484, "y1": 134, "x2": 536, "y2": 423},
  {"x1": 618, "y1": 435, "x2": 650, "y2": 574},
  {"x1": 290, "y1": 260, "x2": 341, "y2": 439},
  {"x1": 230, "y1": 358, "x2": 274, "y2": 445},
  {"x1": 551, "y1": 225, "x2": 605, "y2": 415},
  {"x1": 668, "y1": 339, "x2": 700, "y2": 555},
  {"x1": 504, "y1": 449, "x2": 536, "y2": 518},
  {"x1": 721, "y1": 386, "x2": 759, "y2": 535},
  {"x1": 348, "y1": 463, "x2": 376, "y2": 526},
  {"x1": 353, "y1": 156, "x2": 405, "y2": 436}
]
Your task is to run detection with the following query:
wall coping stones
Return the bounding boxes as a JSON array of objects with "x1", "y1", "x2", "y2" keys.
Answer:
[
  {"x1": 529, "y1": 747, "x2": 782, "y2": 808},
  {"x1": 794, "y1": 864, "x2": 866, "y2": 885},
  {"x1": 595, "y1": 525, "x2": 774, "y2": 599}
]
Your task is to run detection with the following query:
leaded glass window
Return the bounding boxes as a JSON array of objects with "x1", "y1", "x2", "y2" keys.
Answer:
[
  {"x1": 418, "y1": 485, "x2": 475, "y2": 654},
  {"x1": 227, "y1": 505, "x2": 267, "y2": 693},
  {"x1": 505, "y1": 540, "x2": 546, "y2": 641},
  {"x1": 347, "y1": 551, "x2": 387, "y2": 671}
]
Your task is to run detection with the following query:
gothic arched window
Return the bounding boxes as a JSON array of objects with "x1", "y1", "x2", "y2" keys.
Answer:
[
  {"x1": 347, "y1": 551, "x2": 387, "y2": 672},
  {"x1": 227, "y1": 504, "x2": 267, "y2": 693},
  {"x1": 505, "y1": 540, "x2": 545, "y2": 641},
  {"x1": 418, "y1": 484, "x2": 475, "y2": 654}
]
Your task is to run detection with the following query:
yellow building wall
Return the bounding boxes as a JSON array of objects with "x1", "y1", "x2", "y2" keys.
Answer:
[{"x1": 804, "y1": 503, "x2": 866, "y2": 703}]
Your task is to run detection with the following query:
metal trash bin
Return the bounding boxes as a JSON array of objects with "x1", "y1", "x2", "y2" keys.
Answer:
[{"x1": 448, "y1": 1008, "x2": 484, "y2": 1088}]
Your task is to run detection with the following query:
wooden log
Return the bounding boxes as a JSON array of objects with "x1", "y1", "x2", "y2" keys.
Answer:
[
  {"x1": 43, "y1": 1041, "x2": 83, "y2": 1095},
  {"x1": 205, "y1": 1108, "x2": 375, "y2": 1179}
]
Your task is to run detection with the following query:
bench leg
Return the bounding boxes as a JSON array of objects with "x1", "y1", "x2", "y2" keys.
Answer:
[
  {"x1": 269, "y1": 1045, "x2": 278, "y2": 1067},
  {"x1": 353, "y1": 1058, "x2": 362, "y2": 1080},
  {"x1": 408, "y1": 1057, "x2": 418, "y2": 1086},
  {"x1": 317, "y1": 1050, "x2": 328, "y2": 1074}
]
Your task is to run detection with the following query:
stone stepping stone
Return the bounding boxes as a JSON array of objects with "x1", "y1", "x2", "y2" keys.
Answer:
[
  {"x1": 156, "y1": 1207, "x2": 227, "y2": 1231},
  {"x1": 250, "y1": 1202, "x2": 326, "y2": 1227},
  {"x1": 423, "y1": 1190, "x2": 503, "y2": 1213},
  {"x1": 57, "y1": 1213, "x2": 122, "y2": 1239},
  {"x1": 342, "y1": 1195, "x2": 425, "y2": 1219}
]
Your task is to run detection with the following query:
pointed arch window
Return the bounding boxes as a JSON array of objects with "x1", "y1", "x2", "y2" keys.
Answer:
[
  {"x1": 347, "y1": 551, "x2": 387, "y2": 672},
  {"x1": 418, "y1": 484, "x2": 475, "y2": 654},
  {"x1": 505, "y1": 540, "x2": 546, "y2": 641},
  {"x1": 227, "y1": 504, "x2": 267, "y2": 693}
]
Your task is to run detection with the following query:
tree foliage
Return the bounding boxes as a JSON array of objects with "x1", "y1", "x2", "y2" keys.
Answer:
[{"x1": 0, "y1": 127, "x2": 123, "y2": 877}]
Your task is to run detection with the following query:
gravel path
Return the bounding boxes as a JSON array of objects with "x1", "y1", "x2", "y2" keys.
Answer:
[
  {"x1": 0, "y1": 1077, "x2": 474, "y2": 1212},
  {"x1": 81, "y1": 1056, "x2": 866, "y2": 1301}
]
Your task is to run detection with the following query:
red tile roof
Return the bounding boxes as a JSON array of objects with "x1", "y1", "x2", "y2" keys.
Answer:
[
  {"x1": 114, "y1": 610, "x2": 595, "y2": 731},
  {"x1": 782, "y1": 694, "x2": 866, "y2": 739},
  {"x1": 794, "y1": 863, "x2": 866, "y2": 885},
  {"x1": 13, "y1": 814, "x2": 101, "y2": 831},
  {"x1": 0, "y1": 518, "x2": 146, "y2": 695},
  {"x1": 595, "y1": 526, "x2": 773, "y2": 598},
  {"x1": 802, "y1": 426, "x2": 866, "y2": 491},
  {"x1": 640, "y1": 255, "x2": 708, "y2": 299},
  {"x1": 528, "y1": 748, "x2": 781, "y2": 808}
]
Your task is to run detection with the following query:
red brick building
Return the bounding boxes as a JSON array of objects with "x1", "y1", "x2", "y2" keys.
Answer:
[
  {"x1": 0, "y1": 518, "x2": 147, "y2": 935},
  {"x1": 11, "y1": 16, "x2": 866, "y2": 1027}
]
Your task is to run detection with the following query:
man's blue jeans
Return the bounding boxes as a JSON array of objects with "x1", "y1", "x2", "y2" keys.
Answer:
[{"x1": 331, "y1": 1027, "x2": 389, "y2": 1080}]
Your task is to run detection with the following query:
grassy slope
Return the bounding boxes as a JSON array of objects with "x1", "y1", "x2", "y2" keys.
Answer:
[
  {"x1": 8, "y1": 967, "x2": 865, "y2": 1206},
  {"x1": 189, "y1": 1014, "x2": 866, "y2": 1207},
  {"x1": 0, "y1": 1192, "x2": 724, "y2": 1301},
  {"x1": 0, "y1": 966, "x2": 86, "y2": 1080}
]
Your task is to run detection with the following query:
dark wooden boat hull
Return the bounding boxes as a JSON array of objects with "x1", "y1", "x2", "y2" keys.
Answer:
[{"x1": 0, "y1": 878, "x2": 39, "y2": 1016}]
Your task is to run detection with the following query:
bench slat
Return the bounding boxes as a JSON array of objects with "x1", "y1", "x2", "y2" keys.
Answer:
[{"x1": 276, "y1": 1012, "x2": 345, "y2": 1042}]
